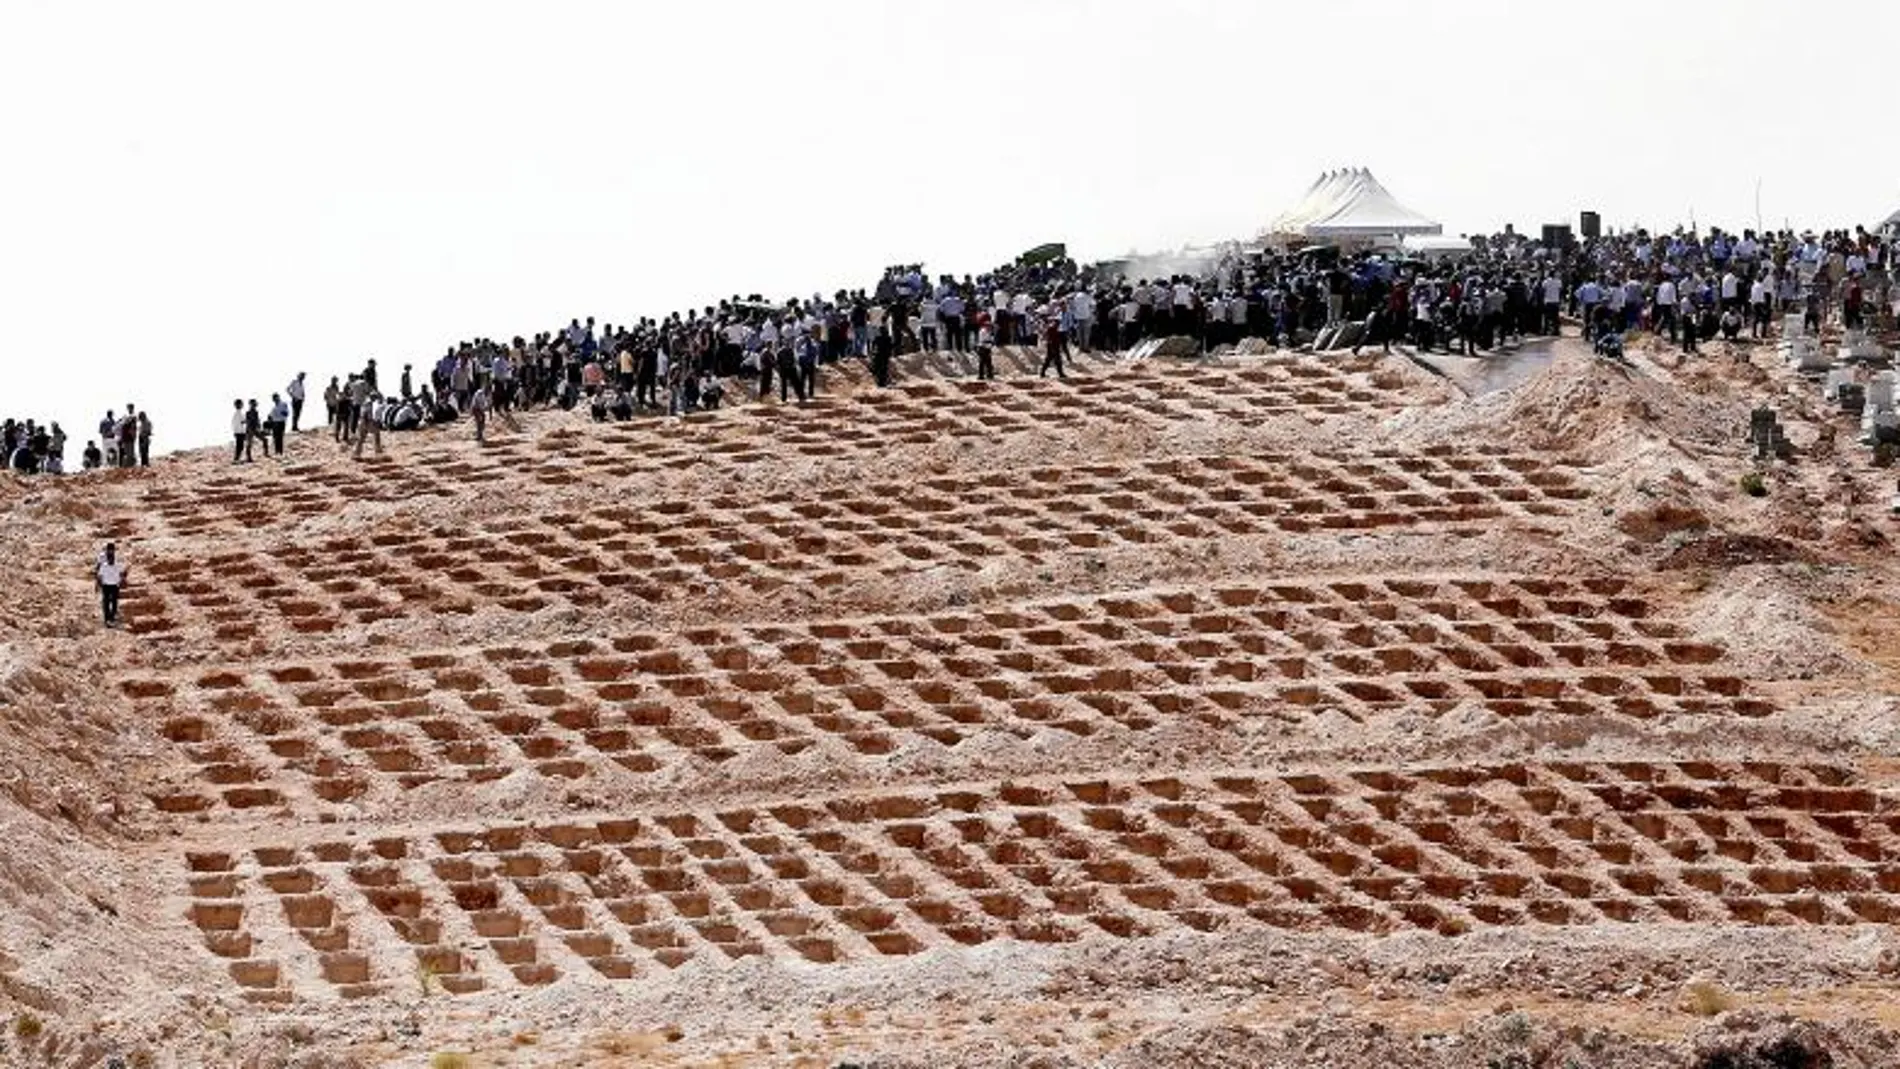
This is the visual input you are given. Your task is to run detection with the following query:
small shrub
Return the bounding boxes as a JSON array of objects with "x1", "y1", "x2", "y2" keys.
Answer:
[
  {"x1": 1740, "y1": 472, "x2": 1767, "y2": 497},
  {"x1": 430, "y1": 1053, "x2": 470, "y2": 1069},
  {"x1": 1685, "y1": 980, "x2": 1735, "y2": 1017},
  {"x1": 415, "y1": 961, "x2": 439, "y2": 998},
  {"x1": 1874, "y1": 442, "x2": 1895, "y2": 468},
  {"x1": 13, "y1": 1014, "x2": 42, "y2": 1039},
  {"x1": 1498, "y1": 1011, "x2": 1533, "y2": 1045}
]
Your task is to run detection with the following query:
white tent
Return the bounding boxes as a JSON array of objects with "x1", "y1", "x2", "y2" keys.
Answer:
[
  {"x1": 1267, "y1": 168, "x2": 1442, "y2": 239},
  {"x1": 1268, "y1": 169, "x2": 1357, "y2": 235},
  {"x1": 1881, "y1": 207, "x2": 1900, "y2": 236},
  {"x1": 1399, "y1": 234, "x2": 1473, "y2": 260}
]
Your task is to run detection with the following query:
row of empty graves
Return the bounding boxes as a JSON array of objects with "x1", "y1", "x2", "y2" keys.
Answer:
[
  {"x1": 120, "y1": 447, "x2": 1588, "y2": 644},
  {"x1": 182, "y1": 760, "x2": 1900, "y2": 1001},
  {"x1": 129, "y1": 574, "x2": 1771, "y2": 818},
  {"x1": 114, "y1": 358, "x2": 1406, "y2": 540}
]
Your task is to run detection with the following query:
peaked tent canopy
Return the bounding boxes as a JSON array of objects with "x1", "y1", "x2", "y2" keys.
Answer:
[
  {"x1": 1881, "y1": 207, "x2": 1900, "y2": 235},
  {"x1": 1268, "y1": 168, "x2": 1442, "y2": 239},
  {"x1": 1268, "y1": 169, "x2": 1358, "y2": 235}
]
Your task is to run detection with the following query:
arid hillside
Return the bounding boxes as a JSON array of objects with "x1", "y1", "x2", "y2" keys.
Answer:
[{"x1": 3, "y1": 338, "x2": 1899, "y2": 1068}]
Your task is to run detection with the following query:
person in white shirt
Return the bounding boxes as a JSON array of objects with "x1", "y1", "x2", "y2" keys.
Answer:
[
  {"x1": 287, "y1": 372, "x2": 307, "y2": 431},
  {"x1": 230, "y1": 399, "x2": 248, "y2": 464},
  {"x1": 352, "y1": 395, "x2": 384, "y2": 459},
  {"x1": 1068, "y1": 290, "x2": 1095, "y2": 353},
  {"x1": 1749, "y1": 276, "x2": 1773, "y2": 338},
  {"x1": 940, "y1": 291, "x2": 967, "y2": 353},
  {"x1": 1575, "y1": 280, "x2": 1603, "y2": 339},
  {"x1": 1654, "y1": 278, "x2": 1679, "y2": 341},
  {"x1": 1114, "y1": 298, "x2": 1140, "y2": 349},
  {"x1": 918, "y1": 296, "x2": 940, "y2": 351},
  {"x1": 96, "y1": 542, "x2": 128, "y2": 627},
  {"x1": 266, "y1": 394, "x2": 290, "y2": 457}
]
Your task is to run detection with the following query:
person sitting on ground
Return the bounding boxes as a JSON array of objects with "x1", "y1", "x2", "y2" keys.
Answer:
[
  {"x1": 1719, "y1": 308, "x2": 1744, "y2": 341},
  {"x1": 82, "y1": 440, "x2": 102, "y2": 470},
  {"x1": 392, "y1": 399, "x2": 422, "y2": 431},
  {"x1": 98, "y1": 411, "x2": 117, "y2": 467},
  {"x1": 699, "y1": 372, "x2": 724, "y2": 410},
  {"x1": 609, "y1": 388, "x2": 635, "y2": 421},
  {"x1": 45, "y1": 423, "x2": 65, "y2": 474},
  {"x1": 588, "y1": 389, "x2": 610, "y2": 422},
  {"x1": 10, "y1": 440, "x2": 39, "y2": 473}
]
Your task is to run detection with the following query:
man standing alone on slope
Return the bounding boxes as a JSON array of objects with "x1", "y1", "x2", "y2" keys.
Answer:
[{"x1": 96, "y1": 543, "x2": 128, "y2": 628}]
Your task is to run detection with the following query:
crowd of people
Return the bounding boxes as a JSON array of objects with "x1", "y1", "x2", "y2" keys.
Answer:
[
  {"x1": 201, "y1": 222, "x2": 1891, "y2": 465},
  {"x1": 5, "y1": 407, "x2": 157, "y2": 474},
  {"x1": 15, "y1": 221, "x2": 1895, "y2": 478},
  {"x1": 1334, "y1": 226, "x2": 1897, "y2": 360}
]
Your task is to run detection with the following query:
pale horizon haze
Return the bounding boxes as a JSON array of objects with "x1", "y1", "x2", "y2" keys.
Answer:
[{"x1": 2, "y1": 0, "x2": 1895, "y2": 454}]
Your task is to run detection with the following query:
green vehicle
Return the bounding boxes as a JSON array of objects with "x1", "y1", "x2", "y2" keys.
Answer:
[{"x1": 1018, "y1": 243, "x2": 1067, "y2": 266}]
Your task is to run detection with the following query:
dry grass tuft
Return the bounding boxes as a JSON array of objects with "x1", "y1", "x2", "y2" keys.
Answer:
[{"x1": 1684, "y1": 980, "x2": 1736, "y2": 1017}]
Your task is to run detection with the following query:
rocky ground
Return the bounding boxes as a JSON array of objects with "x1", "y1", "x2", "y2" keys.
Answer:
[{"x1": 1, "y1": 335, "x2": 1898, "y2": 1068}]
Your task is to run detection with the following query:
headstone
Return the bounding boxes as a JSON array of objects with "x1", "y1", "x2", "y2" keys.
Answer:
[
  {"x1": 1869, "y1": 372, "x2": 1897, "y2": 413},
  {"x1": 1787, "y1": 337, "x2": 1828, "y2": 371},
  {"x1": 1748, "y1": 407, "x2": 1793, "y2": 460},
  {"x1": 1149, "y1": 336, "x2": 1202, "y2": 358},
  {"x1": 1824, "y1": 368, "x2": 1852, "y2": 400},
  {"x1": 1872, "y1": 411, "x2": 1900, "y2": 445},
  {"x1": 1839, "y1": 329, "x2": 1885, "y2": 363}
]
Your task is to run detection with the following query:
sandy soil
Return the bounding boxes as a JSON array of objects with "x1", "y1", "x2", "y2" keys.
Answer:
[{"x1": 3, "y1": 335, "x2": 1899, "y2": 1068}]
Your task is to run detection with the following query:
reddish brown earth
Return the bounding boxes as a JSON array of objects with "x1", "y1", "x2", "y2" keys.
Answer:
[{"x1": 3, "y1": 337, "x2": 1899, "y2": 1067}]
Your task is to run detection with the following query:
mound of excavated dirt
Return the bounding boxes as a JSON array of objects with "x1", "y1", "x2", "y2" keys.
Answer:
[{"x1": 1658, "y1": 534, "x2": 1814, "y2": 571}]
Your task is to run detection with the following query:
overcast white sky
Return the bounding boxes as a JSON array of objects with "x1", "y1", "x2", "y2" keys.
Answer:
[{"x1": 2, "y1": 0, "x2": 1895, "y2": 453}]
